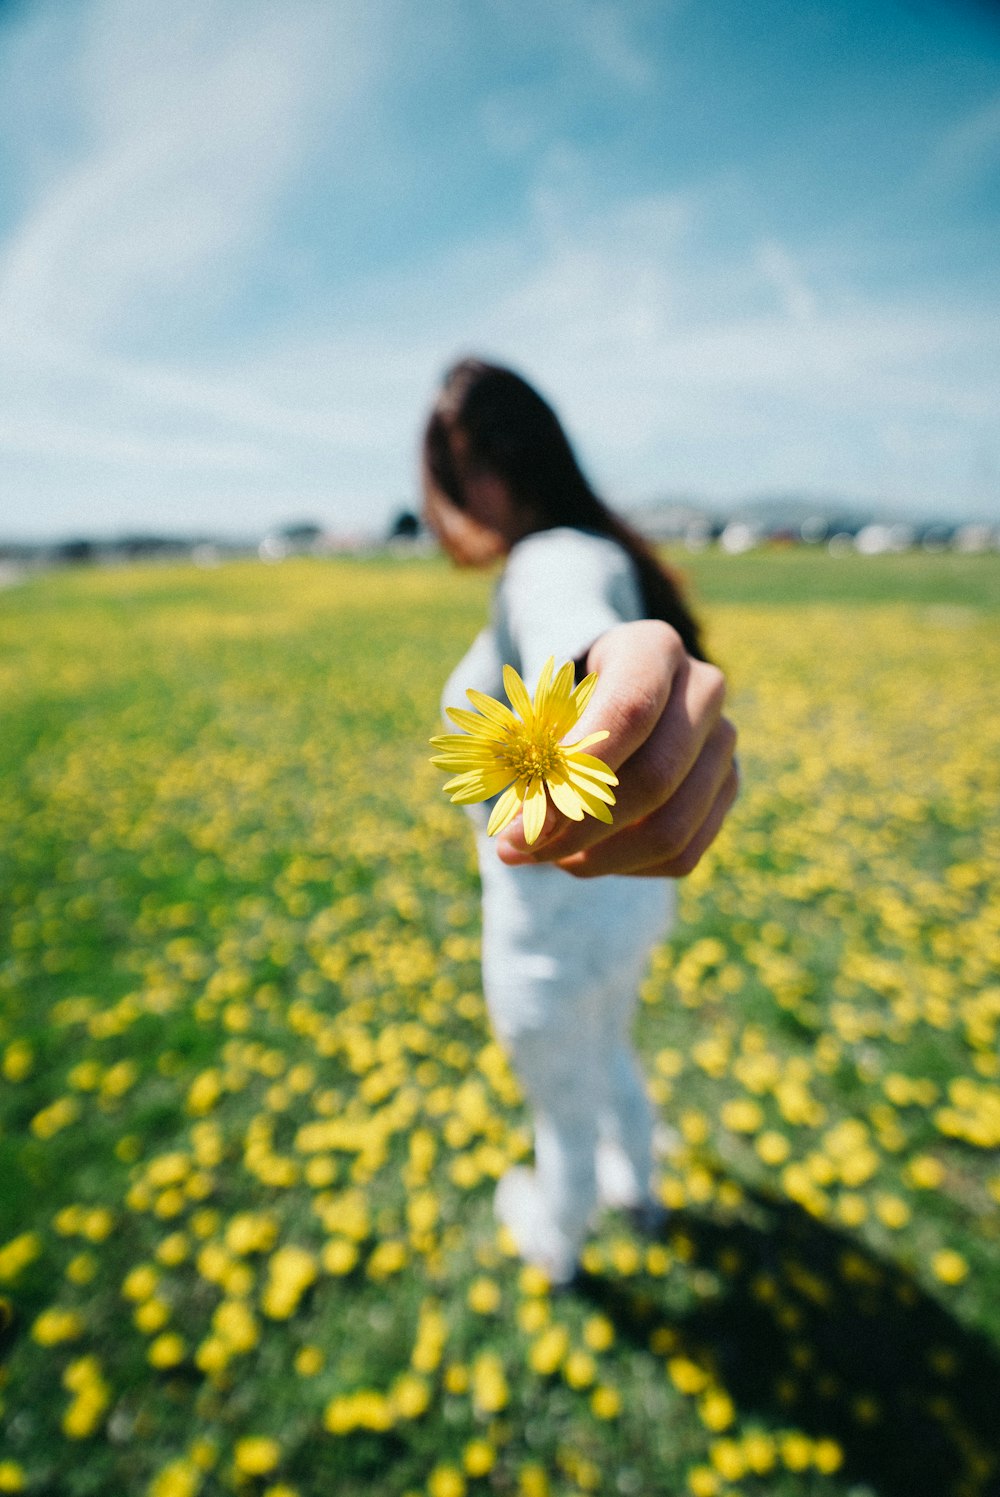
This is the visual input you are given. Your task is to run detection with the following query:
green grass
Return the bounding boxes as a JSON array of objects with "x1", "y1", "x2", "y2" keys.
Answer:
[
  {"x1": 0, "y1": 551, "x2": 998, "y2": 1497},
  {"x1": 663, "y1": 545, "x2": 1000, "y2": 609}
]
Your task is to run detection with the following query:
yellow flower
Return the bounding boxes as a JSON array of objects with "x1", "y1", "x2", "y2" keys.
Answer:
[
  {"x1": 591, "y1": 1385, "x2": 621, "y2": 1419},
  {"x1": 563, "y1": 1349, "x2": 597, "y2": 1388},
  {"x1": 149, "y1": 1460, "x2": 200, "y2": 1497},
  {"x1": 148, "y1": 1333, "x2": 186, "y2": 1369},
  {"x1": 0, "y1": 1233, "x2": 41, "y2": 1283},
  {"x1": 32, "y1": 1307, "x2": 85, "y2": 1345},
  {"x1": 779, "y1": 1432, "x2": 813, "y2": 1471},
  {"x1": 814, "y1": 1438, "x2": 844, "y2": 1474},
  {"x1": 463, "y1": 1441, "x2": 496, "y2": 1477},
  {"x1": 467, "y1": 1276, "x2": 501, "y2": 1314},
  {"x1": 932, "y1": 1248, "x2": 969, "y2": 1285},
  {"x1": 710, "y1": 1439, "x2": 746, "y2": 1481},
  {"x1": 741, "y1": 1429, "x2": 776, "y2": 1474},
  {"x1": 428, "y1": 1468, "x2": 466, "y2": 1497},
  {"x1": 213, "y1": 1299, "x2": 259, "y2": 1353},
  {"x1": 122, "y1": 1264, "x2": 160, "y2": 1302},
  {"x1": 233, "y1": 1437, "x2": 280, "y2": 1476},
  {"x1": 430, "y1": 658, "x2": 617, "y2": 845},
  {"x1": 134, "y1": 1299, "x2": 171, "y2": 1334},
  {"x1": 321, "y1": 1238, "x2": 359, "y2": 1276},
  {"x1": 518, "y1": 1465, "x2": 549, "y2": 1497},
  {"x1": 699, "y1": 1389, "x2": 735, "y2": 1431},
  {"x1": 390, "y1": 1372, "x2": 431, "y2": 1420},
  {"x1": 582, "y1": 1314, "x2": 614, "y2": 1352},
  {"x1": 529, "y1": 1325, "x2": 570, "y2": 1376},
  {"x1": 471, "y1": 1350, "x2": 509, "y2": 1413},
  {"x1": 294, "y1": 1345, "x2": 324, "y2": 1377}
]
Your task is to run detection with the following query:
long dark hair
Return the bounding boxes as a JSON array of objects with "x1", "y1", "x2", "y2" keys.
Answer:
[{"x1": 423, "y1": 357, "x2": 706, "y2": 660}]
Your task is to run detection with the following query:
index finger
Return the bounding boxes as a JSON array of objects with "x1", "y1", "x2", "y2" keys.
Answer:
[
  {"x1": 573, "y1": 618, "x2": 686, "y2": 770},
  {"x1": 495, "y1": 619, "x2": 687, "y2": 860}
]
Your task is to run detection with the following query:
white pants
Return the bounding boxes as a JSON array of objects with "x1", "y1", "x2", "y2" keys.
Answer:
[{"x1": 477, "y1": 836, "x2": 675, "y2": 1264}]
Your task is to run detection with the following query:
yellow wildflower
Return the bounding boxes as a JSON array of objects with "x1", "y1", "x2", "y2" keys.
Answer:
[
  {"x1": 390, "y1": 1372, "x2": 431, "y2": 1419},
  {"x1": 428, "y1": 1467, "x2": 466, "y2": 1497},
  {"x1": 563, "y1": 1349, "x2": 597, "y2": 1388},
  {"x1": 591, "y1": 1385, "x2": 621, "y2": 1418},
  {"x1": 0, "y1": 1234, "x2": 41, "y2": 1283},
  {"x1": 932, "y1": 1249, "x2": 969, "y2": 1285},
  {"x1": 472, "y1": 1350, "x2": 509, "y2": 1413},
  {"x1": 294, "y1": 1345, "x2": 324, "y2": 1376},
  {"x1": 32, "y1": 1308, "x2": 85, "y2": 1345},
  {"x1": 463, "y1": 1441, "x2": 496, "y2": 1477},
  {"x1": 149, "y1": 1459, "x2": 200, "y2": 1497},
  {"x1": 233, "y1": 1437, "x2": 281, "y2": 1476},
  {"x1": 148, "y1": 1333, "x2": 186, "y2": 1369},
  {"x1": 467, "y1": 1276, "x2": 501, "y2": 1314},
  {"x1": 430, "y1": 657, "x2": 617, "y2": 844},
  {"x1": 529, "y1": 1324, "x2": 570, "y2": 1376},
  {"x1": 582, "y1": 1314, "x2": 614, "y2": 1351}
]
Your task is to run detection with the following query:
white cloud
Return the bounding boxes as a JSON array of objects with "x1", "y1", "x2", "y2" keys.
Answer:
[
  {"x1": 449, "y1": 184, "x2": 1000, "y2": 512},
  {"x1": 920, "y1": 89, "x2": 1000, "y2": 196},
  {"x1": 1, "y1": 411, "x2": 269, "y2": 472},
  {"x1": 754, "y1": 240, "x2": 819, "y2": 324},
  {"x1": 0, "y1": 0, "x2": 370, "y2": 344},
  {"x1": 568, "y1": 2, "x2": 658, "y2": 91},
  {"x1": 0, "y1": 0, "x2": 997, "y2": 537}
]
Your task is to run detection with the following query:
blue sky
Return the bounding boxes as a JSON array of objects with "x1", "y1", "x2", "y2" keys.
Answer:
[{"x1": 1, "y1": 0, "x2": 998, "y2": 541}]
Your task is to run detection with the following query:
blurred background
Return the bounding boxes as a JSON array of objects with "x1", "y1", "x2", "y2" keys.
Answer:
[{"x1": 1, "y1": 0, "x2": 998, "y2": 556}]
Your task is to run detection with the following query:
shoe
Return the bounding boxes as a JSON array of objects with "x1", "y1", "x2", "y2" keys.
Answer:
[
  {"x1": 494, "y1": 1167, "x2": 579, "y2": 1286},
  {"x1": 596, "y1": 1139, "x2": 645, "y2": 1211},
  {"x1": 626, "y1": 1199, "x2": 670, "y2": 1238}
]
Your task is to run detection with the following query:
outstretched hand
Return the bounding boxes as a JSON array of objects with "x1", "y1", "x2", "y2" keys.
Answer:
[{"x1": 495, "y1": 619, "x2": 739, "y2": 877}]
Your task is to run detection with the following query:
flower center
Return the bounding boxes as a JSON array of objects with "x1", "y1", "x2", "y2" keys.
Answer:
[{"x1": 501, "y1": 728, "x2": 563, "y2": 783}]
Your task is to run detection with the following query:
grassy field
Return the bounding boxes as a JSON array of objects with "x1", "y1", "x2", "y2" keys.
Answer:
[{"x1": 1, "y1": 548, "x2": 998, "y2": 1497}]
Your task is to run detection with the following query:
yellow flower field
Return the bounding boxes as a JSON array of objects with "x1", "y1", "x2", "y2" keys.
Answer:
[{"x1": 0, "y1": 553, "x2": 998, "y2": 1497}]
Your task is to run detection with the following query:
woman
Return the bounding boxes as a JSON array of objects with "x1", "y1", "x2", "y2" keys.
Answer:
[{"x1": 423, "y1": 357, "x2": 737, "y2": 1282}]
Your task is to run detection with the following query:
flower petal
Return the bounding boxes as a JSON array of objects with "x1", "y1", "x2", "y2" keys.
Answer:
[
  {"x1": 565, "y1": 767, "x2": 617, "y2": 805},
  {"x1": 570, "y1": 671, "x2": 599, "y2": 719},
  {"x1": 545, "y1": 662, "x2": 578, "y2": 735},
  {"x1": 565, "y1": 730, "x2": 610, "y2": 753},
  {"x1": 503, "y1": 664, "x2": 534, "y2": 724},
  {"x1": 465, "y1": 690, "x2": 520, "y2": 730},
  {"x1": 430, "y1": 736, "x2": 503, "y2": 758},
  {"x1": 531, "y1": 656, "x2": 555, "y2": 718},
  {"x1": 445, "y1": 706, "x2": 510, "y2": 740},
  {"x1": 521, "y1": 776, "x2": 548, "y2": 845},
  {"x1": 546, "y1": 775, "x2": 586, "y2": 821},
  {"x1": 565, "y1": 751, "x2": 618, "y2": 784},
  {"x1": 486, "y1": 783, "x2": 523, "y2": 837},
  {"x1": 443, "y1": 768, "x2": 515, "y2": 803},
  {"x1": 429, "y1": 749, "x2": 504, "y2": 771},
  {"x1": 567, "y1": 784, "x2": 615, "y2": 824}
]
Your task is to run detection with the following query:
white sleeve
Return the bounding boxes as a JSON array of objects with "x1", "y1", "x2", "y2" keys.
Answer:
[{"x1": 496, "y1": 529, "x2": 645, "y2": 693}]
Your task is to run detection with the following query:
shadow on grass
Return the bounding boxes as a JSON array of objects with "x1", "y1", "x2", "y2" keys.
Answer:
[{"x1": 581, "y1": 1188, "x2": 1000, "y2": 1497}]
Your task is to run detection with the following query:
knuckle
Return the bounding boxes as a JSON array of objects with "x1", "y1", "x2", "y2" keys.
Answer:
[
  {"x1": 719, "y1": 716, "x2": 738, "y2": 757},
  {"x1": 627, "y1": 749, "x2": 678, "y2": 813},
  {"x1": 659, "y1": 824, "x2": 693, "y2": 864},
  {"x1": 643, "y1": 803, "x2": 691, "y2": 864},
  {"x1": 699, "y1": 661, "x2": 727, "y2": 709},
  {"x1": 650, "y1": 617, "x2": 684, "y2": 658},
  {"x1": 669, "y1": 846, "x2": 702, "y2": 877},
  {"x1": 611, "y1": 680, "x2": 663, "y2": 747}
]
